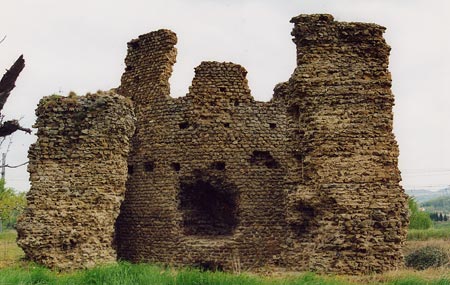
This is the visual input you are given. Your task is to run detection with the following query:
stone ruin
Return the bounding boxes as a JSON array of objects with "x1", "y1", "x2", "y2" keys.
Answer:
[
  {"x1": 16, "y1": 92, "x2": 135, "y2": 269},
  {"x1": 17, "y1": 14, "x2": 409, "y2": 274}
]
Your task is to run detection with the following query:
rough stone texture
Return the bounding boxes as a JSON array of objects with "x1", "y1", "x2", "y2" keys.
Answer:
[
  {"x1": 16, "y1": 91, "x2": 135, "y2": 270},
  {"x1": 114, "y1": 14, "x2": 408, "y2": 274},
  {"x1": 18, "y1": 14, "x2": 408, "y2": 274},
  {"x1": 116, "y1": 34, "x2": 290, "y2": 270},
  {"x1": 278, "y1": 14, "x2": 410, "y2": 273}
]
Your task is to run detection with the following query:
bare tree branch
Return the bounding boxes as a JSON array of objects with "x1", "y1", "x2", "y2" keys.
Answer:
[
  {"x1": 0, "y1": 55, "x2": 25, "y2": 111},
  {"x1": 0, "y1": 35, "x2": 6, "y2": 45},
  {"x1": 0, "y1": 55, "x2": 30, "y2": 137},
  {"x1": 5, "y1": 161, "x2": 28, "y2": 168},
  {"x1": 0, "y1": 120, "x2": 31, "y2": 137}
]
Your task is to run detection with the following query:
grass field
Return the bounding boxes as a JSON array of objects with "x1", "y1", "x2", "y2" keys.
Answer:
[
  {"x1": 0, "y1": 229, "x2": 24, "y2": 268},
  {"x1": 2, "y1": 262, "x2": 450, "y2": 285},
  {"x1": 0, "y1": 229, "x2": 449, "y2": 285},
  {"x1": 407, "y1": 222, "x2": 450, "y2": 241}
]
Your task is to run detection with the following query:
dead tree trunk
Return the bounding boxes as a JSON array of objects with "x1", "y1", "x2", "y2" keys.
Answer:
[{"x1": 0, "y1": 55, "x2": 31, "y2": 137}]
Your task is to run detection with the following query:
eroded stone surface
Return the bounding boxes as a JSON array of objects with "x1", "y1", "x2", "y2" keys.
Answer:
[
  {"x1": 18, "y1": 14, "x2": 408, "y2": 274},
  {"x1": 115, "y1": 15, "x2": 408, "y2": 274},
  {"x1": 279, "y1": 14, "x2": 409, "y2": 273},
  {"x1": 16, "y1": 91, "x2": 135, "y2": 270}
]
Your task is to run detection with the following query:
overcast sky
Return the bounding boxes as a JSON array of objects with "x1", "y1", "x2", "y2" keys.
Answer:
[{"x1": 1, "y1": 0, "x2": 449, "y2": 192}]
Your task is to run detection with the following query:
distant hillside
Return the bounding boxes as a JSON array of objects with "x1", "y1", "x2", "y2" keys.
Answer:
[
  {"x1": 406, "y1": 187, "x2": 450, "y2": 203},
  {"x1": 422, "y1": 196, "x2": 450, "y2": 214}
]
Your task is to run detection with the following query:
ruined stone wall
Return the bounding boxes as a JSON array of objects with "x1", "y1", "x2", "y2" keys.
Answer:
[
  {"x1": 115, "y1": 32, "x2": 290, "y2": 268},
  {"x1": 115, "y1": 14, "x2": 407, "y2": 274},
  {"x1": 17, "y1": 91, "x2": 135, "y2": 270},
  {"x1": 278, "y1": 14, "x2": 409, "y2": 273},
  {"x1": 18, "y1": 13, "x2": 408, "y2": 274}
]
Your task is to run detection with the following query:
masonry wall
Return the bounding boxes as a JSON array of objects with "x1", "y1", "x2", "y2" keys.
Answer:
[
  {"x1": 115, "y1": 31, "x2": 291, "y2": 268},
  {"x1": 18, "y1": 13, "x2": 408, "y2": 274},
  {"x1": 278, "y1": 14, "x2": 409, "y2": 273},
  {"x1": 17, "y1": 91, "x2": 135, "y2": 270},
  {"x1": 115, "y1": 15, "x2": 408, "y2": 274}
]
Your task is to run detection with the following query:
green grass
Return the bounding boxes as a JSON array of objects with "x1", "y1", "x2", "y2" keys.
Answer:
[
  {"x1": 0, "y1": 262, "x2": 449, "y2": 285},
  {"x1": 408, "y1": 222, "x2": 450, "y2": 241},
  {"x1": 385, "y1": 276, "x2": 450, "y2": 285},
  {"x1": 433, "y1": 222, "x2": 450, "y2": 230},
  {"x1": 408, "y1": 228, "x2": 450, "y2": 240},
  {"x1": 1, "y1": 230, "x2": 449, "y2": 285},
  {"x1": 0, "y1": 263, "x2": 352, "y2": 285},
  {"x1": 0, "y1": 229, "x2": 25, "y2": 268},
  {"x1": 0, "y1": 229, "x2": 18, "y2": 241}
]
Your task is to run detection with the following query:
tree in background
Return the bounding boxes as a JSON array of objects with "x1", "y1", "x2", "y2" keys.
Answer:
[
  {"x1": 429, "y1": 212, "x2": 449, "y2": 222},
  {"x1": 0, "y1": 178, "x2": 26, "y2": 229},
  {"x1": 408, "y1": 197, "x2": 432, "y2": 230},
  {"x1": 430, "y1": 212, "x2": 437, "y2": 221},
  {"x1": 422, "y1": 196, "x2": 450, "y2": 214}
]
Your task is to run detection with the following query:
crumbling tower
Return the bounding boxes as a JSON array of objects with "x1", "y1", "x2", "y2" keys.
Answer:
[
  {"x1": 280, "y1": 14, "x2": 409, "y2": 272},
  {"x1": 17, "y1": 92, "x2": 135, "y2": 270}
]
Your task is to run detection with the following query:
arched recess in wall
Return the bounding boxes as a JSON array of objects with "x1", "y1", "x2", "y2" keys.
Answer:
[{"x1": 177, "y1": 170, "x2": 239, "y2": 236}]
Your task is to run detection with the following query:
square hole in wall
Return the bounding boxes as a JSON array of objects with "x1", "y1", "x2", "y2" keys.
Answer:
[
  {"x1": 211, "y1": 161, "x2": 226, "y2": 171},
  {"x1": 288, "y1": 104, "x2": 300, "y2": 121},
  {"x1": 179, "y1": 122, "x2": 189, "y2": 129},
  {"x1": 127, "y1": 165, "x2": 134, "y2": 175},
  {"x1": 250, "y1": 150, "x2": 280, "y2": 169},
  {"x1": 172, "y1": 162, "x2": 181, "y2": 172},
  {"x1": 179, "y1": 175, "x2": 239, "y2": 236},
  {"x1": 144, "y1": 161, "x2": 154, "y2": 172}
]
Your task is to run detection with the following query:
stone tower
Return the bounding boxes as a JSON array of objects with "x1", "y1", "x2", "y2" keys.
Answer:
[
  {"x1": 278, "y1": 14, "x2": 409, "y2": 272},
  {"x1": 17, "y1": 92, "x2": 135, "y2": 269}
]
